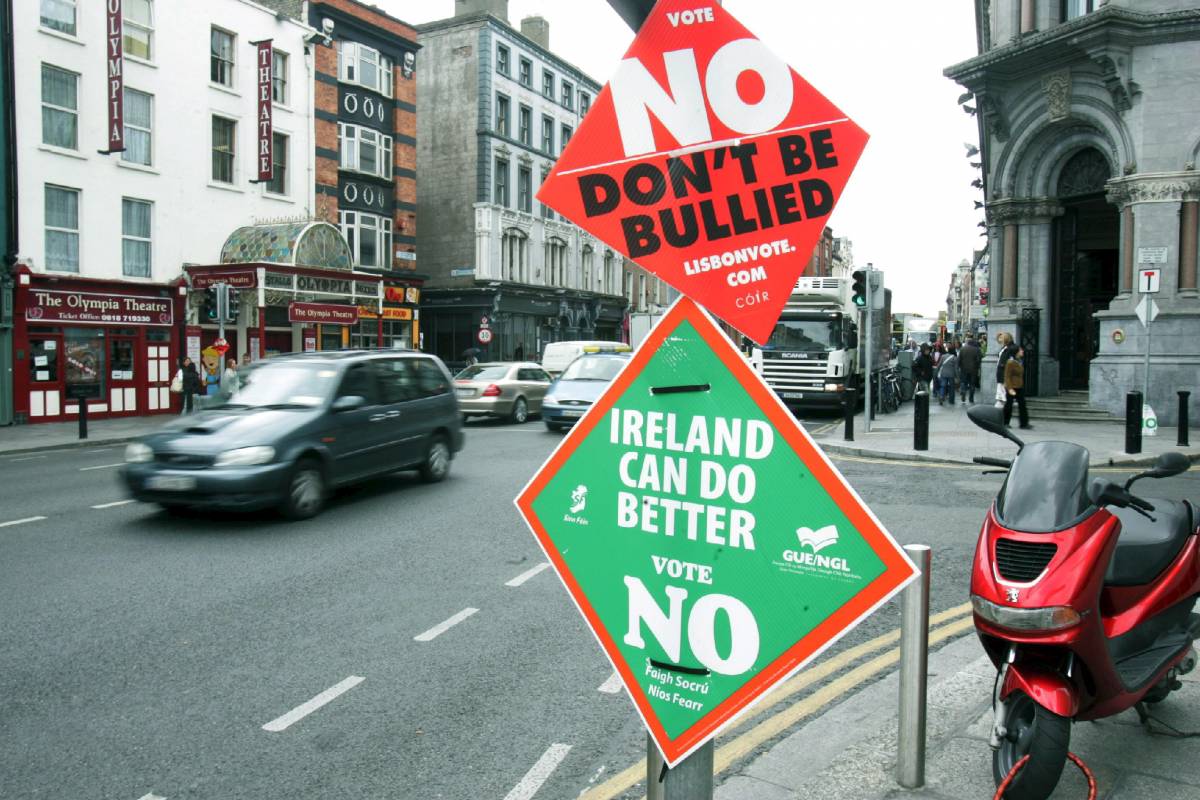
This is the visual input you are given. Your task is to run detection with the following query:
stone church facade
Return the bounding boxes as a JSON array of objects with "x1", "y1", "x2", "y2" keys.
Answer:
[{"x1": 946, "y1": 0, "x2": 1200, "y2": 423}]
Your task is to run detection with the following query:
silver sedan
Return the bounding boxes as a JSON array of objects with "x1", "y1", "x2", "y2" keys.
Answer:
[{"x1": 454, "y1": 362, "x2": 552, "y2": 424}]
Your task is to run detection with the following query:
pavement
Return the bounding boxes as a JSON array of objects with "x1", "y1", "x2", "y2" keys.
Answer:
[
  {"x1": 809, "y1": 398, "x2": 1200, "y2": 468},
  {"x1": 0, "y1": 414, "x2": 168, "y2": 455},
  {"x1": 715, "y1": 628, "x2": 1200, "y2": 800}
]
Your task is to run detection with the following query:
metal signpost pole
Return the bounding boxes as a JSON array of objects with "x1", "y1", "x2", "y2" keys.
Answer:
[
  {"x1": 1143, "y1": 312, "x2": 1151, "y2": 411},
  {"x1": 647, "y1": 736, "x2": 714, "y2": 800},
  {"x1": 897, "y1": 544, "x2": 932, "y2": 788},
  {"x1": 217, "y1": 283, "x2": 227, "y2": 343},
  {"x1": 864, "y1": 268, "x2": 873, "y2": 434}
]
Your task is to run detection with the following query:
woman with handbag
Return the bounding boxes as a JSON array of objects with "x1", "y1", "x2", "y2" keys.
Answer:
[
  {"x1": 1003, "y1": 347, "x2": 1032, "y2": 429},
  {"x1": 173, "y1": 357, "x2": 202, "y2": 415}
]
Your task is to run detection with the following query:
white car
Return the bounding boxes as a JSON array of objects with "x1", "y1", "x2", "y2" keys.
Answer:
[{"x1": 541, "y1": 340, "x2": 630, "y2": 377}]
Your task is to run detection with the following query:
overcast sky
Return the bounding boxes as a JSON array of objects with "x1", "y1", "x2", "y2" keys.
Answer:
[{"x1": 386, "y1": 1, "x2": 983, "y2": 317}]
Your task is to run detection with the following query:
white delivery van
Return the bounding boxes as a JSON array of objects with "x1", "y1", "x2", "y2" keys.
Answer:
[{"x1": 541, "y1": 340, "x2": 631, "y2": 376}]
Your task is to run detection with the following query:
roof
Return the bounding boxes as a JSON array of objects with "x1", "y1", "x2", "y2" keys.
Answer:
[{"x1": 220, "y1": 221, "x2": 354, "y2": 270}]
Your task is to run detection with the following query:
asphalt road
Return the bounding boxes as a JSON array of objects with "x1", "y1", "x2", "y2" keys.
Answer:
[{"x1": 1, "y1": 419, "x2": 1196, "y2": 800}]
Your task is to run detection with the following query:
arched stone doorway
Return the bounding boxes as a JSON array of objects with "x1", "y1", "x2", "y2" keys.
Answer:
[{"x1": 1051, "y1": 149, "x2": 1119, "y2": 389}]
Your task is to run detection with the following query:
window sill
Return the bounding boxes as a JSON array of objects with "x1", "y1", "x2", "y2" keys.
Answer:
[
  {"x1": 38, "y1": 27, "x2": 85, "y2": 46},
  {"x1": 116, "y1": 160, "x2": 159, "y2": 175},
  {"x1": 210, "y1": 82, "x2": 240, "y2": 98},
  {"x1": 273, "y1": 102, "x2": 294, "y2": 114},
  {"x1": 38, "y1": 144, "x2": 87, "y2": 161},
  {"x1": 263, "y1": 191, "x2": 294, "y2": 203},
  {"x1": 207, "y1": 181, "x2": 244, "y2": 194},
  {"x1": 126, "y1": 54, "x2": 157, "y2": 69}
]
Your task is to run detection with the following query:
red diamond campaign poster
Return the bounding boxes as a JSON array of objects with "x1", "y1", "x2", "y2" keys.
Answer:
[
  {"x1": 515, "y1": 298, "x2": 916, "y2": 766},
  {"x1": 537, "y1": 0, "x2": 868, "y2": 344}
]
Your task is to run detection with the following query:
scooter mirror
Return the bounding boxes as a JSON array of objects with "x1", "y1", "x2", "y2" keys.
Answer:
[
  {"x1": 1128, "y1": 451, "x2": 1193, "y2": 488},
  {"x1": 966, "y1": 405, "x2": 1025, "y2": 449}
]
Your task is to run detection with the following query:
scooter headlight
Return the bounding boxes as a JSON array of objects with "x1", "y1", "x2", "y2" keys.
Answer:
[{"x1": 972, "y1": 595, "x2": 1082, "y2": 632}]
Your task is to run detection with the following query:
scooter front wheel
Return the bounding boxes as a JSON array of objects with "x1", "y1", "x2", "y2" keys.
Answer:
[{"x1": 993, "y1": 690, "x2": 1071, "y2": 800}]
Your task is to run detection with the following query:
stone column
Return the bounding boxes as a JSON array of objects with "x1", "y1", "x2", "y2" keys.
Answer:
[
  {"x1": 1021, "y1": 0, "x2": 1036, "y2": 33},
  {"x1": 1180, "y1": 199, "x2": 1198, "y2": 292}
]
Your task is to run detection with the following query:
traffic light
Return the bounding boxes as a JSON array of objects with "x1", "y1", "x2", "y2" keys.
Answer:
[
  {"x1": 203, "y1": 286, "x2": 220, "y2": 321},
  {"x1": 225, "y1": 288, "x2": 239, "y2": 323},
  {"x1": 851, "y1": 269, "x2": 867, "y2": 308}
]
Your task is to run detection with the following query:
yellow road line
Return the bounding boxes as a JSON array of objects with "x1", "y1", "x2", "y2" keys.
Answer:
[{"x1": 579, "y1": 604, "x2": 974, "y2": 800}]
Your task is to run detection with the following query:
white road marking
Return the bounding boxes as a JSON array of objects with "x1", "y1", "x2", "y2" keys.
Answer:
[
  {"x1": 503, "y1": 743, "x2": 572, "y2": 800},
  {"x1": 0, "y1": 516, "x2": 47, "y2": 528},
  {"x1": 79, "y1": 463, "x2": 124, "y2": 471},
  {"x1": 506, "y1": 562, "x2": 550, "y2": 587},
  {"x1": 6, "y1": 455, "x2": 45, "y2": 462},
  {"x1": 414, "y1": 608, "x2": 478, "y2": 642},
  {"x1": 597, "y1": 671, "x2": 623, "y2": 694},
  {"x1": 261, "y1": 675, "x2": 364, "y2": 732},
  {"x1": 92, "y1": 499, "x2": 136, "y2": 509},
  {"x1": 137, "y1": 793, "x2": 167, "y2": 800}
]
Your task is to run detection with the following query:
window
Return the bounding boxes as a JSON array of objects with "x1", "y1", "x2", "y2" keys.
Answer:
[
  {"x1": 272, "y1": 50, "x2": 289, "y2": 104},
  {"x1": 561, "y1": 80, "x2": 574, "y2": 110},
  {"x1": 518, "y1": 57, "x2": 532, "y2": 87},
  {"x1": 542, "y1": 69, "x2": 554, "y2": 99},
  {"x1": 45, "y1": 185, "x2": 79, "y2": 272},
  {"x1": 339, "y1": 211, "x2": 393, "y2": 269},
  {"x1": 582, "y1": 245, "x2": 594, "y2": 290},
  {"x1": 409, "y1": 358, "x2": 450, "y2": 398},
  {"x1": 337, "y1": 364, "x2": 380, "y2": 404},
  {"x1": 580, "y1": 92, "x2": 591, "y2": 115},
  {"x1": 497, "y1": 44, "x2": 510, "y2": 76},
  {"x1": 40, "y1": 0, "x2": 75, "y2": 35},
  {"x1": 267, "y1": 132, "x2": 288, "y2": 195},
  {"x1": 1062, "y1": 0, "x2": 1097, "y2": 20},
  {"x1": 518, "y1": 166, "x2": 532, "y2": 213},
  {"x1": 211, "y1": 28, "x2": 235, "y2": 87},
  {"x1": 494, "y1": 158, "x2": 509, "y2": 207},
  {"x1": 540, "y1": 167, "x2": 553, "y2": 220},
  {"x1": 339, "y1": 124, "x2": 393, "y2": 180},
  {"x1": 377, "y1": 359, "x2": 417, "y2": 403},
  {"x1": 546, "y1": 238, "x2": 567, "y2": 286},
  {"x1": 124, "y1": 0, "x2": 153, "y2": 60},
  {"x1": 122, "y1": 88, "x2": 152, "y2": 166},
  {"x1": 518, "y1": 105, "x2": 532, "y2": 146},
  {"x1": 501, "y1": 228, "x2": 528, "y2": 282},
  {"x1": 561, "y1": 124, "x2": 572, "y2": 154},
  {"x1": 338, "y1": 41, "x2": 394, "y2": 98},
  {"x1": 603, "y1": 251, "x2": 615, "y2": 294},
  {"x1": 211, "y1": 116, "x2": 236, "y2": 183},
  {"x1": 541, "y1": 115, "x2": 553, "y2": 154},
  {"x1": 41, "y1": 64, "x2": 77, "y2": 150},
  {"x1": 495, "y1": 93, "x2": 510, "y2": 137},
  {"x1": 121, "y1": 198, "x2": 152, "y2": 278}
]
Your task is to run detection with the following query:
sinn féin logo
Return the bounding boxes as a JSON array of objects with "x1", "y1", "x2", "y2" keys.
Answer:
[
  {"x1": 563, "y1": 484, "x2": 590, "y2": 525},
  {"x1": 778, "y1": 524, "x2": 853, "y2": 576}
]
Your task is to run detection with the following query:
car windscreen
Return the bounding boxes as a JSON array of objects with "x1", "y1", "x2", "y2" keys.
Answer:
[
  {"x1": 223, "y1": 362, "x2": 341, "y2": 408},
  {"x1": 456, "y1": 365, "x2": 511, "y2": 380},
  {"x1": 997, "y1": 441, "x2": 1092, "y2": 532},
  {"x1": 763, "y1": 319, "x2": 842, "y2": 352},
  {"x1": 560, "y1": 356, "x2": 627, "y2": 382}
]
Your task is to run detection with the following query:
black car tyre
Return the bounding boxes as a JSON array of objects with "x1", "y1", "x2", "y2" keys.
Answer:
[
  {"x1": 992, "y1": 690, "x2": 1071, "y2": 800},
  {"x1": 280, "y1": 457, "x2": 326, "y2": 520},
  {"x1": 545, "y1": 421, "x2": 564, "y2": 432},
  {"x1": 510, "y1": 396, "x2": 529, "y2": 424},
  {"x1": 420, "y1": 435, "x2": 451, "y2": 483}
]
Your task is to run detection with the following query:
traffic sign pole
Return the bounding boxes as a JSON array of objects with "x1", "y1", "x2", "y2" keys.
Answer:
[
  {"x1": 864, "y1": 268, "x2": 873, "y2": 434},
  {"x1": 647, "y1": 736, "x2": 713, "y2": 800}
]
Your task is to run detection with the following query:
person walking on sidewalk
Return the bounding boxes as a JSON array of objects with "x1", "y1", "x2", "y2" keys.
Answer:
[
  {"x1": 937, "y1": 345, "x2": 959, "y2": 405},
  {"x1": 175, "y1": 357, "x2": 202, "y2": 415},
  {"x1": 1003, "y1": 346, "x2": 1032, "y2": 429},
  {"x1": 958, "y1": 335, "x2": 981, "y2": 404},
  {"x1": 913, "y1": 344, "x2": 934, "y2": 395},
  {"x1": 994, "y1": 332, "x2": 1017, "y2": 406}
]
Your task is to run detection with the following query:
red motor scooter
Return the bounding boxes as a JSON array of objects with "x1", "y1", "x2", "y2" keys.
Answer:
[{"x1": 966, "y1": 405, "x2": 1198, "y2": 800}]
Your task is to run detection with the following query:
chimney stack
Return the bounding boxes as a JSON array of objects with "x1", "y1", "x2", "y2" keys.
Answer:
[
  {"x1": 521, "y1": 15, "x2": 550, "y2": 50},
  {"x1": 454, "y1": 0, "x2": 508, "y2": 23}
]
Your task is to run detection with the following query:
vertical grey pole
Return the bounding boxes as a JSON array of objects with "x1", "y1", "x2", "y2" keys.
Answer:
[
  {"x1": 1143, "y1": 315, "x2": 1151, "y2": 415},
  {"x1": 647, "y1": 735, "x2": 713, "y2": 800},
  {"x1": 864, "y1": 270, "x2": 873, "y2": 434},
  {"x1": 897, "y1": 544, "x2": 931, "y2": 789}
]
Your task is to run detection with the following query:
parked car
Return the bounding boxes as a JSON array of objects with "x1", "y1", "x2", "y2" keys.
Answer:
[
  {"x1": 542, "y1": 352, "x2": 631, "y2": 431},
  {"x1": 121, "y1": 351, "x2": 464, "y2": 519},
  {"x1": 541, "y1": 340, "x2": 631, "y2": 377},
  {"x1": 454, "y1": 362, "x2": 552, "y2": 424}
]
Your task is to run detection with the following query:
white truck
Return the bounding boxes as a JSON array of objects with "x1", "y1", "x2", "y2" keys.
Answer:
[{"x1": 746, "y1": 276, "x2": 891, "y2": 412}]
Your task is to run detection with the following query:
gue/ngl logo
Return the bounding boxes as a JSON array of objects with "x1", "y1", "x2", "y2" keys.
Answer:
[{"x1": 781, "y1": 524, "x2": 852, "y2": 574}]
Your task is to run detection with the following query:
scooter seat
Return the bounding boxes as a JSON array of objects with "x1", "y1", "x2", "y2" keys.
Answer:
[{"x1": 1105, "y1": 500, "x2": 1196, "y2": 587}]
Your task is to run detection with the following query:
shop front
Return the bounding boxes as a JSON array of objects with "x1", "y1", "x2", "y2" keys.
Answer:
[
  {"x1": 11, "y1": 267, "x2": 186, "y2": 423},
  {"x1": 420, "y1": 286, "x2": 627, "y2": 368}
]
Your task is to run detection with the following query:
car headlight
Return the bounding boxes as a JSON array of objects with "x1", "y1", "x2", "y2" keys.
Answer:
[
  {"x1": 213, "y1": 446, "x2": 276, "y2": 468},
  {"x1": 124, "y1": 442, "x2": 153, "y2": 463},
  {"x1": 971, "y1": 595, "x2": 1082, "y2": 631},
  {"x1": 543, "y1": 394, "x2": 558, "y2": 405}
]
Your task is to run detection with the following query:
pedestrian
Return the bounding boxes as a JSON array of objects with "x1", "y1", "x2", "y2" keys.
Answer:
[
  {"x1": 174, "y1": 357, "x2": 202, "y2": 415},
  {"x1": 994, "y1": 332, "x2": 1017, "y2": 407},
  {"x1": 913, "y1": 344, "x2": 934, "y2": 395},
  {"x1": 514, "y1": 342, "x2": 525, "y2": 361},
  {"x1": 1003, "y1": 346, "x2": 1032, "y2": 429},
  {"x1": 958, "y1": 335, "x2": 981, "y2": 404},
  {"x1": 222, "y1": 358, "x2": 240, "y2": 394},
  {"x1": 931, "y1": 342, "x2": 944, "y2": 400},
  {"x1": 938, "y1": 345, "x2": 958, "y2": 405}
]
